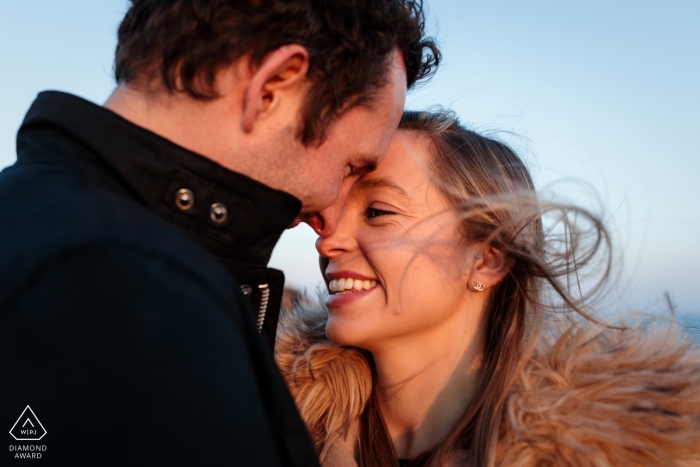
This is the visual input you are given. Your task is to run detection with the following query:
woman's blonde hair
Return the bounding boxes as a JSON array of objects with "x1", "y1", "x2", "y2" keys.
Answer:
[{"x1": 356, "y1": 110, "x2": 611, "y2": 467}]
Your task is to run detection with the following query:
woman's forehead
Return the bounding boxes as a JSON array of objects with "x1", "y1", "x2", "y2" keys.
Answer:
[
  {"x1": 361, "y1": 131, "x2": 433, "y2": 192},
  {"x1": 351, "y1": 131, "x2": 453, "y2": 215}
]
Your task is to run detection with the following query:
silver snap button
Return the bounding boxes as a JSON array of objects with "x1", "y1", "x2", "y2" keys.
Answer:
[
  {"x1": 240, "y1": 284, "x2": 253, "y2": 296},
  {"x1": 175, "y1": 188, "x2": 194, "y2": 211},
  {"x1": 210, "y1": 202, "x2": 228, "y2": 224}
]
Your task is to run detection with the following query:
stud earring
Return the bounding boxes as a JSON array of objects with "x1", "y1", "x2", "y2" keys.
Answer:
[{"x1": 472, "y1": 280, "x2": 485, "y2": 292}]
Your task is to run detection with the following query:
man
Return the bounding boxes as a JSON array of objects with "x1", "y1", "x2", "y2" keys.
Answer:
[{"x1": 0, "y1": 0, "x2": 438, "y2": 465}]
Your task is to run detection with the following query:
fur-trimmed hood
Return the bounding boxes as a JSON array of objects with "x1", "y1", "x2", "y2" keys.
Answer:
[{"x1": 275, "y1": 296, "x2": 700, "y2": 467}]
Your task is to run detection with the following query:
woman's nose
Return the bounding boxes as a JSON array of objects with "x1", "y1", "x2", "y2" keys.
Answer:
[
  {"x1": 315, "y1": 232, "x2": 341, "y2": 258},
  {"x1": 315, "y1": 215, "x2": 357, "y2": 258}
]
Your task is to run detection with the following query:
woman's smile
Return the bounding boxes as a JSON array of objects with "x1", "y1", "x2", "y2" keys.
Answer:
[
  {"x1": 325, "y1": 271, "x2": 380, "y2": 309},
  {"x1": 328, "y1": 278, "x2": 378, "y2": 293}
]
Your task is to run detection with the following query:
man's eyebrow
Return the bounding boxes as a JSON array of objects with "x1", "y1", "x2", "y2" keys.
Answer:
[{"x1": 356, "y1": 177, "x2": 409, "y2": 198}]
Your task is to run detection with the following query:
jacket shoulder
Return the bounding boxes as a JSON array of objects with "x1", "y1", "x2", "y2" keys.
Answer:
[
  {"x1": 0, "y1": 243, "x2": 281, "y2": 465},
  {"x1": 0, "y1": 159, "x2": 232, "y2": 308},
  {"x1": 497, "y1": 320, "x2": 700, "y2": 467}
]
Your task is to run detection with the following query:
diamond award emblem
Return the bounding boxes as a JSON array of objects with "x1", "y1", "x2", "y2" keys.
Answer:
[{"x1": 9, "y1": 406, "x2": 46, "y2": 441}]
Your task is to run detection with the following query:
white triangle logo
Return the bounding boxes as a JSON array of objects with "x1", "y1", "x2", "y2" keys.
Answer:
[{"x1": 9, "y1": 406, "x2": 47, "y2": 441}]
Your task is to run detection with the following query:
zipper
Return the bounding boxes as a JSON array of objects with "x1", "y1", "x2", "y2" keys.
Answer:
[{"x1": 256, "y1": 284, "x2": 270, "y2": 333}]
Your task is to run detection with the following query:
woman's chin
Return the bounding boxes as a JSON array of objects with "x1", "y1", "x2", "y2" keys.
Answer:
[{"x1": 325, "y1": 317, "x2": 370, "y2": 348}]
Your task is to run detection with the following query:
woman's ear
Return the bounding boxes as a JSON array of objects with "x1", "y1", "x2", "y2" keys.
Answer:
[
  {"x1": 469, "y1": 245, "x2": 513, "y2": 292},
  {"x1": 240, "y1": 44, "x2": 310, "y2": 133}
]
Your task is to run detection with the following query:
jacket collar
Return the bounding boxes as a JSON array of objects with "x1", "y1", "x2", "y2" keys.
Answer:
[{"x1": 18, "y1": 91, "x2": 302, "y2": 266}]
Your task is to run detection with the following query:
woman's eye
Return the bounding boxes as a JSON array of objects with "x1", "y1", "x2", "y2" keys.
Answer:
[{"x1": 365, "y1": 207, "x2": 394, "y2": 219}]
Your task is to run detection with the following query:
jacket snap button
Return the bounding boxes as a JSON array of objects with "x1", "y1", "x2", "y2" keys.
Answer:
[
  {"x1": 240, "y1": 284, "x2": 253, "y2": 296},
  {"x1": 210, "y1": 202, "x2": 228, "y2": 224},
  {"x1": 175, "y1": 188, "x2": 194, "y2": 210}
]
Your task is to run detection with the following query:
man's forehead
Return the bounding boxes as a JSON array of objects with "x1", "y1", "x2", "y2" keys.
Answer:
[
  {"x1": 353, "y1": 50, "x2": 407, "y2": 117},
  {"x1": 381, "y1": 49, "x2": 408, "y2": 111}
]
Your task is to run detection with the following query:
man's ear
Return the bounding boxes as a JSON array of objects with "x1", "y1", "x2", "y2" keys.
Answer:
[
  {"x1": 241, "y1": 44, "x2": 310, "y2": 133},
  {"x1": 470, "y1": 245, "x2": 513, "y2": 291}
]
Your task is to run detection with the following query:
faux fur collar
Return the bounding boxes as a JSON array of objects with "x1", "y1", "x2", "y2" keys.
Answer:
[{"x1": 275, "y1": 296, "x2": 700, "y2": 466}]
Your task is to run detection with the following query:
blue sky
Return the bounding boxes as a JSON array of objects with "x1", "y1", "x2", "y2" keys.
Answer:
[{"x1": 1, "y1": 1, "x2": 698, "y2": 314}]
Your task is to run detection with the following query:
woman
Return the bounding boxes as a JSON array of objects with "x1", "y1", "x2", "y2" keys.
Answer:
[{"x1": 276, "y1": 110, "x2": 700, "y2": 467}]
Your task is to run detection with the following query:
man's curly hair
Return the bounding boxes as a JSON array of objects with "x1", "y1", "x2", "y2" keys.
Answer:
[{"x1": 114, "y1": 0, "x2": 440, "y2": 145}]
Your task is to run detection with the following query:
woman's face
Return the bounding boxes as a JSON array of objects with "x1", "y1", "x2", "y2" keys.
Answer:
[{"x1": 316, "y1": 130, "x2": 480, "y2": 351}]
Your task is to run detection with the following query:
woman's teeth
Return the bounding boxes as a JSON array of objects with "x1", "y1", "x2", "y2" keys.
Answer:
[{"x1": 328, "y1": 278, "x2": 377, "y2": 294}]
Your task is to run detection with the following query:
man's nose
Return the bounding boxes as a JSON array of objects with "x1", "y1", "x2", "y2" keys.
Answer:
[
  {"x1": 305, "y1": 195, "x2": 345, "y2": 236},
  {"x1": 305, "y1": 176, "x2": 355, "y2": 236}
]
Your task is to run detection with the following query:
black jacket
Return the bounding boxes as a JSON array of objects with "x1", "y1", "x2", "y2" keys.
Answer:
[{"x1": 0, "y1": 91, "x2": 319, "y2": 466}]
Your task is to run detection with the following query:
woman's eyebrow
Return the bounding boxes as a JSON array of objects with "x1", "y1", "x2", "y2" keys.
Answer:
[{"x1": 356, "y1": 177, "x2": 409, "y2": 199}]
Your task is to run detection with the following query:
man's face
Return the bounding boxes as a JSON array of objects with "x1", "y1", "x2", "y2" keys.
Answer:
[{"x1": 290, "y1": 50, "x2": 407, "y2": 235}]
